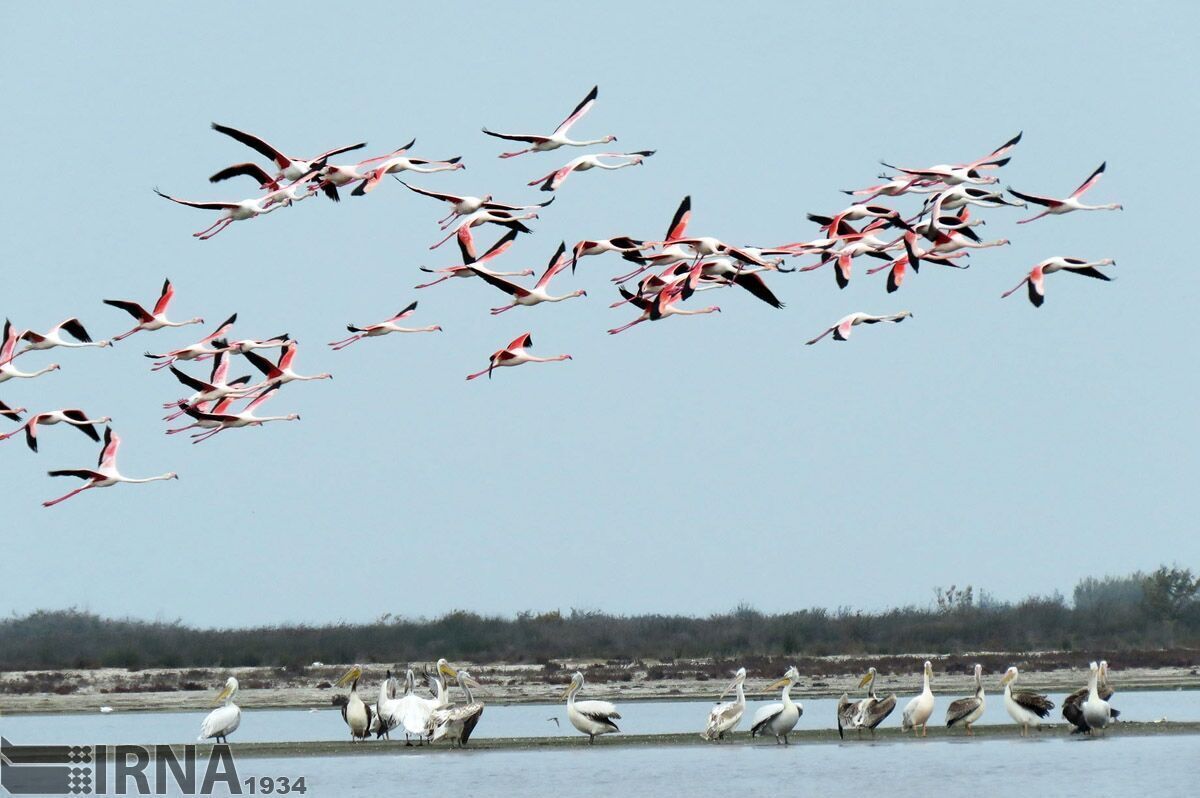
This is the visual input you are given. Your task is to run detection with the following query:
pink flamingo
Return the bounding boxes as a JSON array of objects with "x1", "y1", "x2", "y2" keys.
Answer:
[
  {"x1": 469, "y1": 243, "x2": 586, "y2": 315},
  {"x1": 607, "y1": 283, "x2": 721, "y2": 335},
  {"x1": 465, "y1": 333, "x2": 571, "y2": 380},
  {"x1": 15, "y1": 318, "x2": 109, "y2": 360},
  {"x1": 181, "y1": 384, "x2": 300, "y2": 444},
  {"x1": 805, "y1": 311, "x2": 913, "y2": 345},
  {"x1": 42, "y1": 427, "x2": 177, "y2": 508},
  {"x1": 1008, "y1": 162, "x2": 1122, "y2": 224},
  {"x1": 415, "y1": 229, "x2": 530, "y2": 289},
  {"x1": 0, "y1": 321, "x2": 59, "y2": 383},
  {"x1": 241, "y1": 341, "x2": 332, "y2": 387},
  {"x1": 328, "y1": 301, "x2": 442, "y2": 350},
  {"x1": 529, "y1": 151, "x2": 654, "y2": 192},
  {"x1": 482, "y1": 86, "x2": 616, "y2": 158},
  {"x1": 1000, "y1": 257, "x2": 1115, "y2": 307},
  {"x1": 103, "y1": 279, "x2": 204, "y2": 341},
  {"x1": 209, "y1": 122, "x2": 365, "y2": 183},
  {"x1": 0, "y1": 409, "x2": 110, "y2": 453},
  {"x1": 144, "y1": 313, "x2": 237, "y2": 371}
]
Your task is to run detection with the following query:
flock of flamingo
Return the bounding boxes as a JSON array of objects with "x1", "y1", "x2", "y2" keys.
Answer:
[{"x1": 1, "y1": 86, "x2": 1121, "y2": 507}]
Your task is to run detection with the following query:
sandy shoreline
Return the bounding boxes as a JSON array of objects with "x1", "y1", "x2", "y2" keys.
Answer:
[{"x1": 3, "y1": 659, "x2": 1198, "y2": 715}]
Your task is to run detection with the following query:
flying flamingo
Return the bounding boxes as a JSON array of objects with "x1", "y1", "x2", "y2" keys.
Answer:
[
  {"x1": 805, "y1": 311, "x2": 913, "y2": 345},
  {"x1": 241, "y1": 341, "x2": 332, "y2": 387},
  {"x1": 807, "y1": 204, "x2": 912, "y2": 236},
  {"x1": 865, "y1": 236, "x2": 968, "y2": 293},
  {"x1": 880, "y1": 132, "x2": 1023, "y2": 186},
  {"x1": 181, "y1": 384, "x2": 300, "y2": 444},
  {"x1": 607, "y1": 283, "x2": 721, "y2": 335},
  {"x1": 42, "y1": 427, "x2": 178, "y2": 508},
  {"x1": 328, "y1": 301, "x2": 442, "y2": 350},
  {"x1": 396, "y1": 180, "x2": 554, "y2": 227},
  {"x1": 351, "y1": 153, "x2": 465, "y2": 196},
  {"x1": 0, "y1": 321, "x2": 59, "y2": 383},
  {"x1": 211, "y1": 334, "x2": 291, "y2": 357},
  {"x1": 842, "y1": 175, "x2": 940, "y2": 201},
  {"x1": 469, "y1": 243, "x2": 586, "y2": 315},
  {"x1": 612, "y1": 196, "x2": 693, "y2": 283},
  {"x1": 165, "y1": 395, "x2": 240, "y2": 436},
  {"x1": 465, "y1": 333, "x2": 572, "y2": 380},
  {"x1": 569, "y1": 236, "x2": 647, "y2": 273},
  {"x1": 162, "y1": 351, "x2": 255, "y2": 420},
  {"x1": 1000, "y1": 257, "x2": 1115, "y2": 307},
  {"x1": 0, "y1": 409, "x2": 111, "y2": 453},
  {"x1": 415, "y1": 229, "x2": 530, "y2": 289},
  {"x1": 15, "y1": 319, "x2": 109, "y2": 360},
  {"x1": 428, "y1": 208, "x2": 537, "y2": 251},
  {"x1": 482, "y1": 86, "x2": 616, "y2": 158},
  {"x1": 207, "y1": 161, "x2": 281, "y2": 191},
  {"x1": 144, "y1": 313, "x2": 237, "y2": 371},
  {"x1": 153, "y1": 189, "x2": 285, "y2": 240},
  {"x1": 0, "y1": 399, "x2": 25, "y2": 421},
  {"x1": 209, "y1": 122, "x2": 366, "y2": 183},
  {"x1": 1007, "y1": 162, "x2": 1122, "y2": 224},
  {"x1": 529, "y1": 151, "x2": 654, "y2": 192},
  {"x1": 103, "y1": 279, "x2": 203, "y2": 341},
  {"x1": 309, "y1": 139, "x2": 416, "y2": 201}
]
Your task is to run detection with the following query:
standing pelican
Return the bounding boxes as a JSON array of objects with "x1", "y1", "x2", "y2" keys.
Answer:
[
  {"x1": 701, "y1": 667, "x2": 747, "y2": 741},
  {"x1": 401, "y1": 660, "x2": 456, "y2": 743},
  {"x1": 1063, "y1": 660, "x2": 1118, "y2": 733},
  {"x1": 564, "y1": 671, "x2": 620, "y2": 744},
  {"x1": 335, "y1": 665, "x2": 374, "y2": 741},
  {"x1": 1000, "y1": 666, "x2": 1054, "y2": 736},
  {"x1": 374, "y1": 668, "x2": 407, "y2": 740},
  {"x1": 901, "y1": 661, "x2": 935, "y2": 736},
  {"x1": 750, "y1": 666, "x2": 802, "y2": 744},
  {"x1": 430, "y1": 670, "x2": 485, "y2": 747},
  {"x1": 945, "y1": 664, "x2": 986, "y2": 735},
  {"x1": 1081, "y1": 661, "x2": 1113, "y2": 735},
  {"x1": 198, "y1": 677, "x2": 240, "y2": 743},
  {"x1": 853, "y1": 667, "x2": 897, "y2": 736}
]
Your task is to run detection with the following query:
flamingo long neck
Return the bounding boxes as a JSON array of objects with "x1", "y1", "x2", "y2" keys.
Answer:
[
  {"x1": 1080, "y1": 202, "x2": 1120, "y2": 211},
  {"x1": 119, "y1": 473, "x2": 175, "y2": 484},
  {"x1": 255, "y1": 415, "x2": 295, "y2": 424},
  {"x1": 528, "y1": 355, "x2": 569, "y2": 363}
]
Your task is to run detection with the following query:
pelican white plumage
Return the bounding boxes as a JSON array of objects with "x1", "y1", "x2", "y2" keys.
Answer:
[
  {"x1": 335, "y1": 665, "x2": 374, "y2": 742},
  {"x1": 1000, "y1": 666, "x2": 1054, "y2": 736},
  {"x1": 901, "y1": 661, "x2": 935, "y2": 736},
  {"x1": 399, "y1": 660, "x2": 457, "y2": 743},
  {"x1": 564, "y1": 671, "x2": 620, "y2": 744},
  {"x1": 750, "y1": 666, "x2": 802, "y2": 744},
  {"x1": 198, "y1": 677, "x2": 241, "y2": 743},
  {"x1": 430, "y1": 670, "x2": 485, "y2": 747},
  {"x1": 1064, "y1": 660, "x2": 1118, "y2": 733},
  {"x1": 945, "y1": 663, "x2": 986, "y2": 735},
  {"x1": 805, "y1": 311, "x2": 912, "y2": 345},
  {"x1": 701, "y1": 667, "x2": 747, "y2": 741},
  {"x1": 1081, "y1": 661, "x2": 1112, "y2": 735},
  {"x1": 42, "y1": 427, "x2": 177, "y2": 507},
  {"x1": 374, "y1": 668, "x2": 409, "y2": 740}
]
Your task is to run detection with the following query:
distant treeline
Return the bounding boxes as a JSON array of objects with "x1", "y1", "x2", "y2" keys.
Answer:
[{"x1": 2, "y1": 568, "x2": 1198, "y2": 670}]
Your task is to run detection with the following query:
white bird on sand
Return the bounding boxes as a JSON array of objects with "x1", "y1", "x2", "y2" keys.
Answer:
[
  {"x1": 750, "y1": 666, "x2": 802, "y2": 744},
  {"x1": 335, "y1": 665, "x2": 374, "y2": 742},
  {"x1": 1000, "y1": 666, "x2": 1054, "y2": 736},
  {"x1": 198, "y1": 677, "x2": 241, "y2": 743},
  {"x1": 701, "y1": 667, "x2": 747, "y2": 741},
  {"x1": 564, "y1": 671, "x2": 620, "y2": 744},
  {"x1": 1081, "y1": 661, "x2": 1113, "y2": 735},
  {"x1": 946, "y1": 663, "x2": 986, "y2": 735}
]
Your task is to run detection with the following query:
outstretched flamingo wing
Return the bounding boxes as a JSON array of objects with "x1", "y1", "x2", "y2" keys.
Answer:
[
  {"x1": 1006, "y1": 187, "x2": 1061, "y2": 208},
  {"x1": 468, "y1": 267, "x2": 528, "y2": 298},
  {"x1": 1070, "y1": 162, "x2": 1106, "y2": 198},
  {"x1": 153, "y1": 278, "x2": 176, "y2": 316},
  {"x1": 211, "y1": 123, "x2": 290, "y2": 168},
  {"x1": 967, "y1": 131, "x2": 1022, "y2": 168},
  {"x1": 209, "y1": 162, "x2": 277, "y2": 187},
  {"x1": 153, "y1": 189, "x2": 236, "y2": 211},
  {"x1": 58, "y1": 318, "x2": 94, "y2": 343},
  {"x1": 664, "y1": 196, "x2": 691, "y2": 242},
  {"x1": 391, "y1": 301, "x2": 419, "y2": 321},
  {"x1": 397, "y1": 181, "x2": 462, "y2": 204},
  {"x1": 241, "y1": 349, "x2": 283, "y2": 380},
  {"x1": 481, "y1": 128, "x2": 546, "y2": 144},
  {"x1": 553, "y1": 85, "x2": 598, "y2": 135},
  {"x1": 505, "y1": 333, "x2": 533, "y2": 351},
  {"x1": 169, "y1": 365, "x2": 216, "y2": 393},
  {"x1": 475, "y1": 229, "x2": 520, "y2": 265},
  {"x1": 97, "y1": 426, "x2": 120, "y2": 470},
  {"x1": 1, "y1": 320, "x2": 18, "y2": 363},
  {"x1": 245, "y1": 383, "x2": 282, "y2": 412},
  {"x1": 102, "y1": 299, "x2": 153, "y2": 323},
  {"x1": 534, "y1": 242, "x2": 570, "y2": 289}
]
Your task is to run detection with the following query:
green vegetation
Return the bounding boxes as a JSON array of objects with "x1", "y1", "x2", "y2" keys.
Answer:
[{"x1": 1, "y1": 568, "x2": 1197, "y2": 671}]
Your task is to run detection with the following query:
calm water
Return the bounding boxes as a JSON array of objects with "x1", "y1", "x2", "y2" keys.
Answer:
[
  {"x1": 24, "y1": 736, "x2": 1199, "y2": 798},
  {"x1": 2, "y1": 689, "x2": 1197, "y2": 744}
]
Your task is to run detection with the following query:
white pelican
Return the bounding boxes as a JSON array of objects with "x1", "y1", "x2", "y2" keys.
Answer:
[
  {"x1": 853, "y1": 668, "x2": 897, "y2": 736},
  {"x1": 945, "y1": 663, "x2": 986, "y2": 735},
  {"x1": 198, "y1": 677, "x2": 240, "y2": 743},
  {"x1": 335, "y1": 665, "x2": 374, "y2": 742},
  {"x1": 999, "y1": 666, "x2": 1054, "y2": 736},
  {"x1": 374, "y1": 668, "x2": 408, "y2": 740},
  {"x1": 1081, "y1": 661, "x2": 1113, "y2": 735},
  {"x1": 837, "y1": 692, "x2": 859, "y2": 739},
  {"x1": 750, "y1": 666, "x2": 802, "y2": 744},
  {"x1": 564, "y1": 671, "x2": 620, "y2": 744},
  {"x1": 901, "y1": 661, "x2": 935, "y2": 736},
  {"x1": 1063, "y1": 660, "x2": 1118, "y2": 733},
  {"x1": 430, "y1": 670, "x2": 485, "y2": 748},
  {"x1": 701, "y1": 667, "x2": 747, "y2": 741},
  {"x1": 400, "y1": 660, "x2": 456, "y2": 744}
]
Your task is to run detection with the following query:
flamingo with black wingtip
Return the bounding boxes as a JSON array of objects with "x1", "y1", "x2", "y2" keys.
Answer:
[
  {"x1": 469, "y1": 243, "x2": 586, "y2": 314},
  {"x1": 805, "y1": 311, "x2": 913, "y2": 345},
  {"x1": 1008, "y1": 162, "x2": 1122, "y2": 224},
  {"x1": 396, "y1": 180, "x2": 554, "y2": 227},
  {"x1": 482, "y1": 86, "x2": 616, "y2": 158},
  {"x1": 42, "y1": 427, "x2": 178, "y2": 508},
  {"x1": 0, "y1": 409, "x2": 111, "y2": 453},
  {"x1": 144, "y1": 314, "x2": 237, "y2": 371},
  {"x1": 328, "y1": 302, "x2": 442, "y2": 350},
  {"x1": 241, "y1": 341, "x2": 332, "y2": 387},
  {"x1": 415, "y1": 229, "x2": 531, "y2": 289},
  {"x1": 465, "y1": 333, "x2": 572, "y2": 381},
  {"x1": 209, "y1": 122, "x2": 366, "y2": 184},
  {"x1": 1001, "y1": 257, "x2": 1115, "y2": 307},
  {"x1": 103, "y1": 279, "x2": 203, "y2": 341},
  {"x1": 529, "y1": 151, "x2": 654, "y2": 192},
  {"x1": 607, "y1": 282, "x2": 721, "y2": 335},
  {"x1": 1, "y1": 321, "x2": 59, "y2": 383},
  {"x1": 880, "y1": 131, "x2": 1023, "y2": 186},
  {"x1": 15, "y1": 319, "x2": 110, "y2": 359}
]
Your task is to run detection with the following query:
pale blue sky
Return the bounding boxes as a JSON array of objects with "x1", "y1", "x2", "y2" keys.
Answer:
[{"x1": 1, "y1": 3, "x2": 1194, "y2": 627}]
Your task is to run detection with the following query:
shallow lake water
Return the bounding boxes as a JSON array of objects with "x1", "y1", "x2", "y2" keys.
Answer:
[{"x1": 2, "y1": 689, "x2": 1197, "y2": 744}]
